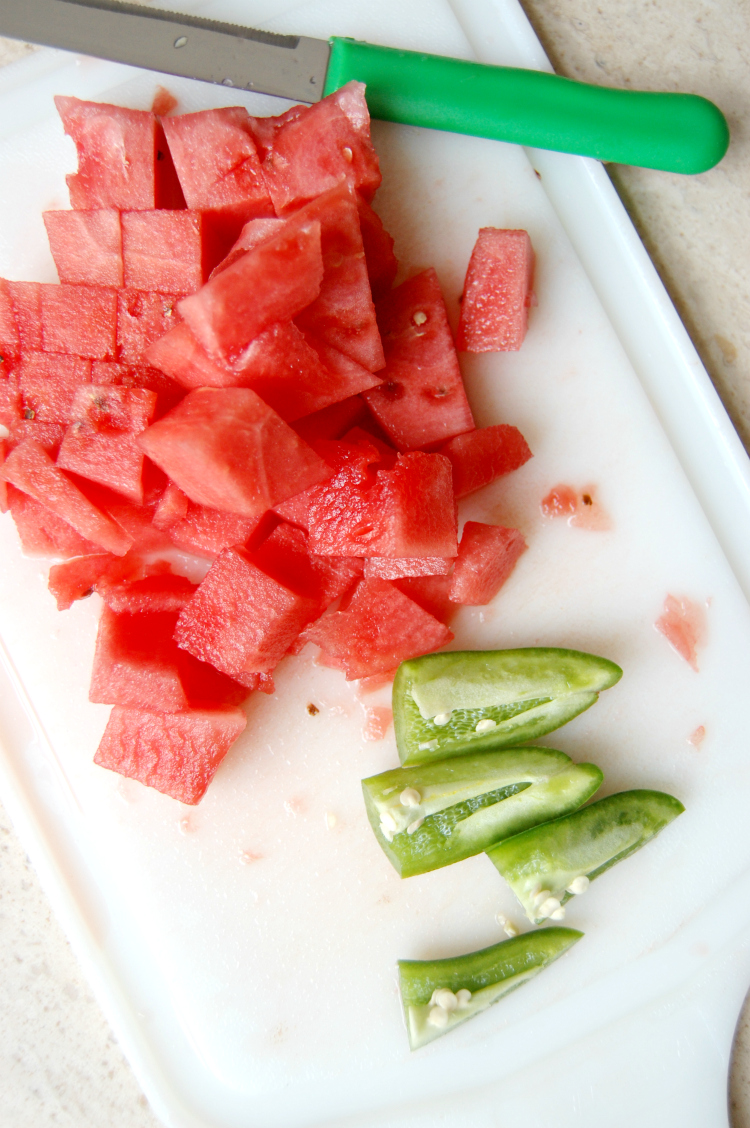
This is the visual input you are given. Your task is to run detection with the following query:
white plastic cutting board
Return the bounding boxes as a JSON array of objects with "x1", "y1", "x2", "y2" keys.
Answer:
[{"x1": 1, "y1": 1, "x2": 750, "y2": 1126}]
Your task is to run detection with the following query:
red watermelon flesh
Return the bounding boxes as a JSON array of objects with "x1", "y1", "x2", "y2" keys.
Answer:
[
  {"x1": 449, "y1": 521, "x2": 527, "y2": 605},
  {"x1": 0, "y1": 438, "x2": 6, "y2": 512},
  {"x1": 166, "y1": 501, "x2": 265, "y2": 558},
  {"x1": 117, "y1": 290, "x2": 182, "y2": 363},
  {"x1": 274, "y1": 434, "x2": 383, "y2": 532},
  {"x1": 175, "y1": 546, "x2": 319, "y2": 677},
  {"x1": 101, "y1": 573, "x2": 197, "y2": 614},
  {"x1": 17, "y1": 353, "x2": 92, "y2": 424},
  {"x1": 139, "y1": 387, "x2": 332, "y2": 517},
  {"x1": 2, "y1": 440, "x2": 133, "y2": 555},
  {"x1": 121, "y1": 210, "x2": 222, "y2": 293},
  {"x1": 303, "y1": 576, "x2": 453, "y2": 680},
  {"x1": 291, "y1": 395, "x2": 367, "y2": 444},
  {"x1": 6, "y1": 484, "x2": 103, "y2": 558},
  {"x1": 363, "y1": 269, "x2": 475, "y2": 451},
  {"x1": 0, "y1": 280, "x2": 20, "y2": 358},
  {"x1": 356, "y1": 196, "x2": 398, "y2": 301},
  {"x1": 439, "y1": 423, "x2": 532, "y2": 498},
  {"x1": 152, "y1": 481, "x2": 189, "y2": 529},
  {"x1": 43, "y1": 210, "x2": 123, "y2": 288},
  {"x1": 54, "y1": 96, "x2": 184, "y2": 211},
  {"x1": 47, "y1": 551, "x2": 143, "y2": 610},
  {"x1": 40, "y1": 283, "x2": 117, "y2": 360},
  {"x1": 0, "y1": 368, "x2": 20, "y2": 427},
  {"x1": 211, "y1": 217, "x2": 285, "y2": 277},
  {"x1": 392, "y1": 573, "x2": 456, "y2": 626},
  {"x1": 144, "y1": 321, "x2": 226, "y2": 389},
  {"x1": 90, "y1": 360, "x2": 185, "y2": 419},
  {"x1": 457, "y1": 228, "x2": 535, "y2": 352},
  {"x1": 341, "y1": 425, "x2": 398, "y2": 468},
  {"x1": 8, "y1": 421, "x2": 66, "y2": 456},
  {"x1": 94, "y1": 705, "x2": 247, "y2": 805},
  {"x1": 292, "y1": 184, "x2": 385, "y2": 373},
  {"x1": 178, "y1": 219, "x2": 324, "y2": 363},
  {"x1": 7, "y1": 281, "x2": 42, "y2": 351},
  {"x1": 364, "y1": 556, "x2": 453, "y2": 579},
  {"x1": 249, "y1": 520, "x2": 362, "y2": 608},
  {"x1": 256, "y1": 82, "x2": 381, "y2": 214}
]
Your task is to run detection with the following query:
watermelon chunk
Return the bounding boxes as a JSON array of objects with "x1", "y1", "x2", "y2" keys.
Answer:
[
  {"x1": 292, "y1": 184, "x2": 384, "y2": 373},
  {"x1": 175, "y1": 546, "x2": 319, "y2": 677},
  {"x1": 47, "y1": 552, "x2": 141, "y2": 610},
  {"x1": 356, "y1": 196, "x2": 398, "y2": 301},
  {"x1": 94, "y1": 705, "x2": 247, "y2": 805},
  {"x1": 139, "y1": 387, "x2": 332, "y2": 517},
  {"x1": 0, "y1": 438, "x2": 7, "y2": 512},
  {"x1": 43, "y1": 210, "x2": 123, "y2": 288},
  {"x1": 152, "y1": 481, "x2": 189, "y2": 529},
  {"x1": 2, "y1": 440, "x2": 133, "y2": 555},
  {"x1": 292, "y1": 395, "x2": 367, "y2": 443},
  {"x1": 55, "y1": 96, "x2": 185, "y2": 211},
  {"x1": 363, "y1": 269, "x2": 475, "y2": 450},
  {"x1": 101, "y1": 573, "x2": 197, "y2": 614},
  {"x1": 17, "y1": 353, "x2": 92, "y2": 424},
  {"x1": 56, "y1": 386, "x2": 157, "y2": 504},
  {"x1": 255, "y1": 82, "x2": 381, "y2": 214},
  {"x1": 6, "y1": 484, "x2": 102, "y2": 558},
  {"x1": 439, "y1": 423, "x2": 532, "y2": 498},
  {"x1": 121, "y1": 210, "x2": 221, "y2": 293},
  {"x1": 166, "y1": 502, "x2": 265, "y2": 558},
  {"x1": 392, "y1": 573, "x2": 456, "y2": 625},
  {"x1": 7, "y1": 420, "x2": 66, "y2": 456},
  {"x1": 457, "y1": 229, "x2": 535, "y2": 352},
  {"x1": 116, "y1": 290, "x2": 182, "y2": 365},
  {"x1": 449, "y1": 522, "x2": 527, "y2": 605},
  {"x1": 90, "y1": 359, "x2": 185, "y2": 419},
  {"x1": 303, "y1": 577, "x2": 453, "y2": 679},
  {"x1": 0, "y1": 279, "x2": 20, "y2": 358},
  {"x1": 0, "y1": 367, "x2": 20, "y2": 427},
  {"x1": 40, "y1": 284, "x2": 117, "y2": 360},
  {"x1": 7, "y1": 281, "x2": 42, "y2": 351},
  {"x1": 364, "y1": 556, "x2": 453, "y2": 579},
  {"x1": 178, "y1": 219, "x2": 324, "y2": 363},
  {"x1": 211, "y1": 217, "x2": 285, "y2": 277},
  {"x1": 250, "y1": 521, "x2": 362, "y2": 608}
]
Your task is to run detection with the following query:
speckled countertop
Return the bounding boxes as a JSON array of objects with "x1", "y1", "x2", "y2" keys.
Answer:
[{"x1": 0, "y1": 3, "x2": 749, "y2": 1125}]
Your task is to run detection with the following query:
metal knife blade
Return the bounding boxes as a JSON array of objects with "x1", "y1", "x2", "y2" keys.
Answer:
[{"x1": 0, "y1": 0, "x2": 330, "y2": 103}]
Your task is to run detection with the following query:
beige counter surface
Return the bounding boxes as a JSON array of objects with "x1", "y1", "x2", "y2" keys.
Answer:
[{"x1": 0, "y1": 2, "x2": 748, "y2": 1125}]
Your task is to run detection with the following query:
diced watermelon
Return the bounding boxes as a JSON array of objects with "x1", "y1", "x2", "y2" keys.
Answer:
[
  {"x1": 2, "y1": 440, "x2": 133, "y2": 555},
  {"x1": 254, "y1": 82, "x2": 381, "y2": 214},
  {"x1": 0, "y1": 280, "x2": 21, "y2": 358},
  {"x1": 6, "y1": 484, "x2": 103, "y2": 558},
  {"x1": 249, "y1": 521, "x2": 362, "y2": 608},
  {"x1": 101, "y1": 573, "x2": 197, "y2": 614},
  {"x1": 47, "y1": 551, "x2": 143, "y2": 610},
  {"x1": 364, "y1": 556, "x2": 453, "y2": 579},
  {"x1": 439, "y1": 423, "x2": 532, "y2": 497},
  {"x1": 292, "y1": 184, "x2": 384, "y2": 373},
  {"x1": 0, "y1": 367, "x2": 20, "y2": 427},
  {"x1": 211, "y1": 217, "x2": 285, "y2": 277},
  {"x1": 275, "y1": 434, "x2": 381, "y2": 533},
  {"x1": 121, "y1": 211, "x2": 221, "y2": 293},
  {"x1": 17, "y1": 353, "x2": 92, "y2": 424},
  {"x1": 43, "y1": 210, "x2": 123, "y2": 287},
  {"x1": 0, "y1": 438, "x2": 7, "y2": 512},
  {"x1": 90, "y1": 360, "x2": 185, "y2": 420},
  {"x1": 161, "y1": 107, "x2": 274, "y2": 249},
  {"x1": 55, "y1": 96, "x2": 185, "y2": 211},
  {"x1": 94, "y1": 705, "x2": 247, "y2": 805},
  {"x1": 139, "y1": 387, "x2": 332, "y2": 517},
  {"x1": 166, "y1": 502, "x2": 265, "y2": 558},
  {"x1": 117, "y1": 290, "x2": 182, "y2": 363},
  {"x1": 392, "y1": 573, "x2": 456, "y2": 625},
  {"x1": 457, "y1": 229, "x2": 535, "y2": 352},
  {"x1": 356, "y1": 196, "x2": 398, "y2": 301},
  {"x1": 178, "y1": 219, "x2": 324, "y2": 363},
  {"x1": 90, "y1": 608, "x2": 192, "y2": 711},
  {"x1": 7, "y1": 281, "x2": 42, "y2": 351},
  {"x1": 7, "y1": 420, "x2": 66, "y2": 456},
  {"x1": 97, "y1": 495, "x2": 173, "y2": 554},
  {"x1": 363, "y1": 269, "x2": 475, "y2": 450},
  {"x1": 56, "y1": 386, "x2": 157, "y2": 503},
  {"x1": 449, "y1": 522, "x2": 527, "y2": 605},
  {"x1": 174, "y1": 546, "x2": 319, "y2": 677},
  {"x1": 303, "y1": 577, "x2": 453, "y2": 679},
  {"x1": 292, "y1": 395, "x2": 367, "y2": 443},
  {"x1": 152, "y1": 480, "x2": 189, "y2": 529},
  {"x1": 40, "y1": 284, "x2": 117, "y2": 360},
  {"x1": 144, "y1": 321, "x2": 231, "y2": 389}
]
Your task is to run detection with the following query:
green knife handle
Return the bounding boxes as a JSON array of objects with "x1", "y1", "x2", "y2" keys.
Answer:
[{"x1": 324, "y1": 38, "x2": 729, "y2": 173}]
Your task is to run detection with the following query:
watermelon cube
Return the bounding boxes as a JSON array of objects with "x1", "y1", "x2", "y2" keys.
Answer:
[
  {"x1": 101, "y1": 573, "x2": 197, "y2": 614},
  {"x1": 16, "y1": 353, "x2": 92, "y2": 424},
  {"x1": 0, "y1": 368, "x2": 21, "y2": 427},
  {"x1": 175, "y1": 546, "x2": 319, "y2": 677},
  {"x1": 152, "y1": 481, "x2": 189, "y2": 529},
  {"x1": 439, "y1": 423, "x2": 532, "y2": 498},
  {"x1": 43, "y1": 210, "x2": 123, "y2": 288},
  {"x1": 144, "y1": 321, "x2": 232, "y2": 390},
  {"x1": 166, "y1": 502, "x2": 265, "y2": 559},
  {"x1": 249, "y1": 521, "x2": 362, "y2": 609},
  {"x1": 94, "y1": 705, "x2": 247, "y2": 805},
  {"x1": 0, "y1": 279, "x2": 21, "y2": 358},
  {"x1": 364, "y1": 556, "x2": 453, "y2": 579},
  {"x1": 139, "y1": 387, "x2": 332, "y2": 517},
  {"x1": 392, "y1": 573, "x2": 456, "y2": 626},
  {"x1": 448, "y1": 522, "x2": 527, "y2": 605},
  {"x1": 363, "y1": 269, "x2": 475, "y2": 450},
  {"x1": 7, "y1": 281, "x2": 42, "y2": 351},
  {"x1": 292, "y1": 395, "x2": 367, "y2": 444},
  {"x1": 178, "y1": 219, "x2": 324, "y2": 363},
  {"x1": 457, "y1": 229, "x2": 535, "y2": 352},
  {"x1": 117, "y1": 290, "x2": 182, "y2": 364},
  {"x1": 303, "y1": 577, "x2": 453, "y2": 680},
  {"x1": 211, "y1": 217, "x2": 285, "y2": 277},
  {"x1": 7, "y1": 420, "x2": 66, "y2": 456},
  {"x1": 121, "y1": 210, "x2": 220, "y2": 293},
  {"x1": 356, "y1": 196, "x2": 398, "y2": 301},
  {"x1": 90, "y1": 608, "x2": 191, "y2": 711},
  {"x1": 47, "y1": 552, "x2": 140, "y2": 610},
  {"x1": 0, "y1": 438, "x2": 7, "y2": 512},
  {"x1": 2, "y1": 440, "x2": 133, "y2": 555},
  {"x1": 255, "y1": 82, "x2": 381, "y2": 215},
  {"x1": 40, "y1": 284, "x2": 117, "y2": 360},
  {"x1": 90, "y1": 360, "x2": 185, "y2": 420},
  {"x1": 6, "y1": 485, "x2": 102, "y2": 558},
  {"x1": 55, "y1": 96, "x2": 184, "y2": 211}
]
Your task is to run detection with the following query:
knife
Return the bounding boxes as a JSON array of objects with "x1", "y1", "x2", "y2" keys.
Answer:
[{"x1": 0, "y1": 0, "x2": 729, "y2": 173}]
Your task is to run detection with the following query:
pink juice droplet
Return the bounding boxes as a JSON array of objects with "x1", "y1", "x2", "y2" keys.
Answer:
[
  {"x1": 540, "y1": 484, "x2": 611, "y2": 530},
  {"x1": 362, "y1": 705, "x2": 393, "y2": 742},
  {"x1": 687, "y1": 725, "x2": 706, "y2": 748},
  {"x1": 655, "y1": 594, "x2": 707, "y2": 671}
]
